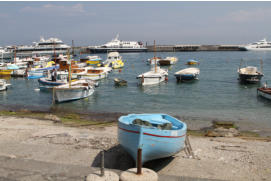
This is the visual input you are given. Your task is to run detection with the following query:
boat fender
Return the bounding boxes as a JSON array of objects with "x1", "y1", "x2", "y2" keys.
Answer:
[
  {"x1": 165, "y1": 76, "x2": 168, "y2": 81},
  {"x1": 141, "y1": 75, "x2": 144, "y2": 83}
]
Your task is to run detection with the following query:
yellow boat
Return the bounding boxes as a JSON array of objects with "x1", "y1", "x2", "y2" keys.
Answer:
[
  {"x1": 0, "y1": 69, "x2": 13, "y2": 76},
  {"x1": 98, "y1": 52, "x2": 124, "y2": 69}
]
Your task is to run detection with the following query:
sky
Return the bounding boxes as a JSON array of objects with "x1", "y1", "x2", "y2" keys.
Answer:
[{"x1": 0, "y1": 1, "x2": 271, "y2": 46}]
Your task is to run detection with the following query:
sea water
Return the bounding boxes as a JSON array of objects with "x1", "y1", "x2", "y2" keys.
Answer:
[{"x1": 1, "y1": 51, "x2": 271, "y2": 127}]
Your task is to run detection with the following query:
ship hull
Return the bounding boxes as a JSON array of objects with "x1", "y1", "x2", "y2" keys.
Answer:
[{"x1": 88, "y1": 48, "x2": 147, "y2": 53}]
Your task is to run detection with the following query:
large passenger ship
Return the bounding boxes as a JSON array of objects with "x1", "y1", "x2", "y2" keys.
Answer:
[
  {"x1": 242, "y1": 38, "x2": 271, "y2": 51},
  {"x1": 13, "y1": 37, "x2": 70, "y2": 57},
  {"x1": 88, "y1": 34, "x2": 147, "y2": 53}
]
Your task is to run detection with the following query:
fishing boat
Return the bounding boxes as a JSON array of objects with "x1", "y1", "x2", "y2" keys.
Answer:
[
  {"x1": 138, "y1": 40, "x2": 168, "y2": 86},
  {"x1": 174, "y1": 67, "x2": 200, "y2": 81},
  {"x1": 99, "y1": 52, "x2": 124, "y2": 69},
  {"x1": 38, "y1": 77, "x2": 67, "y2": 88},
  {"x1": 146, "y1": 57, "x2": 161, "y2": 65},
  {"x1": 137, "y1": 66, "x2": 168, "y2": 86},
  {"x1": 86, "y1": 56, "x2": 102, "y2": 65},
  {"x1": 114, "y1": 78, "x2": 127, "y2": 86},
  {"x1": 0, "y1": 79, "x2": 11, "y2": 91},
  {"x1": 53, "y1": 79, "x2": 95, "y2": 103},
  {"x1": 77, "y1": 67, "x2": 111, "y2": 81},
  {"x1": 53, "y1": 51, "x2": 95, "y2": 103},
  {"x1": 158, "y1": 57, "x2": 178, "y2": 66},
  {"x1": 27, "y1": 64, "x2": 59, "y2": 79},
  {"x1": 118, "y1": 113, "x2": 187, "y2": 163},
  {"x1": 186, "y1": 59, "x2": 199, "y2": 65},
  {"x1": 257, "y1": 83, "x2": 271, "y2": 100},
  {"x1": 238, "y1": 60, "x2": 263, "y2": 84}
]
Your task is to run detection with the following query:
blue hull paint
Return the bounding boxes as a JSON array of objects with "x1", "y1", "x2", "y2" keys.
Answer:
[{"x1": 118, "y1": 114, "x2": 186, "y2": 163}]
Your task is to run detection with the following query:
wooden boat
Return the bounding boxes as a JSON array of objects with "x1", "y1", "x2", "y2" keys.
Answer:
[
  {"x1": 86, "y1": 56, "x2": 102, "y2": 65},
  {"x1": 114, "y1": 78, "x2": 127, "y2": 86},
  {"x1": 174, "y1": 67, "x2": 200, "y2": 81},
  {"x1": 146, "y1": 57, "x2": 161, "y2": 65},
  {"x1": 186, "y1": 59, "x2": 199, "y2": 65},
  {"x1": 137, "y1": 66, "x2": 168, "y2": 86},
  {"x1": 77, "y1": 67, "x2": 111, "y2": 81},
  {"x1": 158, "y1": 57, "x2": 178, "y2": 66},
  {"x1": 118, "y1": 113, "x2": 187, "y2": 163},
  {"x1": 53, "y1": 50, "x2": 95, "y2": 103},
  {"x1": 53, "y1": 79, "x2": 95, "y2": 103},
  {"x1": 137, "y1": 40, "x2": 168, "y2": 86},
  {"x1": 257, "y1": 83, "x2": 271, "y2": 100},
  {"x1": 0, "y1": 79, "x2": 11, "y2": 91}
]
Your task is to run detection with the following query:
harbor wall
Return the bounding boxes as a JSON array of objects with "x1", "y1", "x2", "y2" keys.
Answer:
[{"x1": 146, "y1": 45, "x2": 243, "y2": 52}]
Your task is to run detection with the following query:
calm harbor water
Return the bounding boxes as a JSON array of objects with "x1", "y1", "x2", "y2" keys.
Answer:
[{"x1": 1, "y1": 51, "x2": 271, "y2": 127}]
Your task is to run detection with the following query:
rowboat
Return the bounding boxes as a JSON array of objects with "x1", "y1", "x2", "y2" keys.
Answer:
[
  {"x1": 118, "y1": 113, "x2": 187, "y2": 163},
  {"x1": 174, "y1": 67, "x2": 200, "y2": 81},
  {"x1": 257, "y1": 83, "x2": 271, "y2": 100},
  {"x1": 114, "y1": 78, "x2": 127, "y2": 86},
  {"x1": 158, "y1": 57, "x2": 178, "y2": 66},
  {"x1": 186, "y1": 59, "x2": 199, "y2": 65}
]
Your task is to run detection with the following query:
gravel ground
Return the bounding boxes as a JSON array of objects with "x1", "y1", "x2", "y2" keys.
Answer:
[{"x1": 0, "y1": 116, "x2": 270, "y2": 181}]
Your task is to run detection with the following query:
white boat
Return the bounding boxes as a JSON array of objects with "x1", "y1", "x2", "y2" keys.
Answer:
[
  {"x1": 88, "y1": 34, "x2": 147, "y2": 53},
  {"x1": 77, "y1": 67, "x2": 111, "y2": 81},
  {"x1": 242, "y1": 38, "x2": 271, "y2": 51},
  {"x1": 137, "y1": 66, "x2": 168, "y2": 86},
  {"x1": 11, "y1": 37, "x2": 70, "y2": 57},
  {"x1": 0, "y1": 79, "x2": 11, "y2": 91},
  {"x1": 100, "y1": 51, "x2": 124, "y2": 69},
  {"x1": 147, "y1": 57, "x2": 161, "y2": 65},
  {"x1": 257, "y1": 83, "x2": 271, "y2": 100},
  {"x1": 53, "y1": 79, "x2": 95, "y2": 103},
  {"x1": 174, "y1": 67, "x2": 200, "y2": 81},
  {"x1": 158, "y1": 56, "x2": 178, "y2": 66}
]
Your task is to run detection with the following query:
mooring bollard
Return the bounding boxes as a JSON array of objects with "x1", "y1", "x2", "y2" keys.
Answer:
[
  {"x1": 136, "y1": 148, "x2": 142, "y2": 175},
  {"x1": 100, "y1": 150, "x2": 104, "y2": 176}
]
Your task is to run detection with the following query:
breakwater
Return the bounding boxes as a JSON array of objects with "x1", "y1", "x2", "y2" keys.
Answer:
[{"x1": 146, "y1": 44, "x2": 243, "y2": 52}]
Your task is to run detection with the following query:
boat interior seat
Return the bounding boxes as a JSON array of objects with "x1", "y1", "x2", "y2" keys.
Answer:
[{"x1": 132, "y1": 119, "x2": 173, "y2": 130}]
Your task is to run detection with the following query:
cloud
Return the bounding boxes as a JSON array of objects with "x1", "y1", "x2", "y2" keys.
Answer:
[
  {"x1": 20, "y1": 4, "x2": 90, "y2": 16},
  {"x1": 218, "y1": 8, "x2": 271, "y2": 23}
]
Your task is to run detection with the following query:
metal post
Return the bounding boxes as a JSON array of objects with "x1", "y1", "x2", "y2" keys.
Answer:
[
  {"x1": 100, "y1": 150, "x2": 104, "y2": 176},
  {"x1": 136, "y1": 148, "x2": 142, "y2": 175}
]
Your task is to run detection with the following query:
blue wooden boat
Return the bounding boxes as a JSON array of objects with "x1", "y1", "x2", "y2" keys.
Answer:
[
  {"x1": 174, "y1": 67, "x2": 200, "y2": 81},
  {"x1": 118, "y1": 114, "x2": 187, "y2": 163}
]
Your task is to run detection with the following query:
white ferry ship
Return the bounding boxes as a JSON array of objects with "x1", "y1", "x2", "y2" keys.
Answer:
[
  {"x1": 88, "y1": 34, "x2": 147, "y2": 53},
  {"x1": 242, "y1": 38, "x2": 271, "y2": 51},
  {"x1": 13, "y1": 37, "x2": 70, "y2": 57}
]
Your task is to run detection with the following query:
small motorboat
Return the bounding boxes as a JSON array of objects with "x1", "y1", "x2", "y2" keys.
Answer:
[
  {"x1": 118, "y1": 114, "x2": 187, "y2": 163},
  {"x1": 186, "y1": 59, "x2": 199, "y2": 65},
  {"x1": 238, "y1": 66, "x2": 263, "y2": 84},
  {"x1": 146, "y1": 57, "x2": 161, "y2": 65},
  {"x1": 257, "y1": 83, "x2": 271, "y2": 100},
  {"x1": 174, "y1": 67, "x2": 200, "y2": 81},
  {"x1": 99, "y1": 52, "x2": 124, "y2": 69},
  {"x1": 114, "y1": 78, "x2": 127, "y2": 86},
  {"x1": 0, "y1": 79, "x2": 11, "y2": 91},
  {"x1": 158, "y1": 57, "x2": 178, "y2": 66}
]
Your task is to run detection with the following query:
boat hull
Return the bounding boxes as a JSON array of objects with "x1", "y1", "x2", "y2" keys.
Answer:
[
  {"x1": 118, "y1": 114, "x2": 186, "y2": 163},
  {"x1": 0, "y1": 69, "x2": 13, "y2": 76},
  {"x1": 54, "y1": 87, "x2": 94, "y2": 103},
  {"x1": 257, "y1": 88, "x2": 271, "y2": 100},
  {"x1": 238, "y1": 74, "x2": 263, "y2": 84},
  {"x1": 175, "y1": 74, "x2": 199, "y2": 81},
  {"x1": 137, "y1": 76, "x2": 166, "y2": 86}
]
